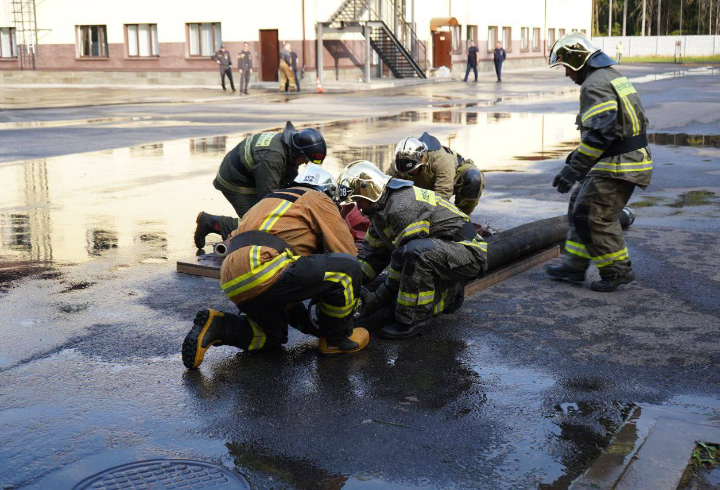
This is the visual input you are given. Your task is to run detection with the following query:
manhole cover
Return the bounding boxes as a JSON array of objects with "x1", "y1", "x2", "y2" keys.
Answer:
[{"x1": 73, "y1": 459, "x2": 249, "y2": 489}]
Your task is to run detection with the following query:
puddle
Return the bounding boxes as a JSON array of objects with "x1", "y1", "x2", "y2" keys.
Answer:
[
  {"x1": 629, "y1": 66, "x2": 720, "y2": 84},
  {"x1": 649, "y1": 132, "x2": 720, "y2": 149},
  {"x1": 669, "y1": 190, "x2": 718, "y2": 208}
]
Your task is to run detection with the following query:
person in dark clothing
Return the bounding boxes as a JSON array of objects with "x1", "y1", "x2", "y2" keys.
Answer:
[
  {"x1": 212, "y1": 45, "x2": 235, "y2": 92},
  {"x1": 463, "y1": 41, "x2": 479, "y2": 82},
  {"x1": 237, "y1": 42, "x2": 253, "y2": 95},
  {"x1": 284, "y1": 45, "x2": 300, "y2": 92},
  {"x1": 493, "y1": 41, "x2": 507, "y2": 82}
]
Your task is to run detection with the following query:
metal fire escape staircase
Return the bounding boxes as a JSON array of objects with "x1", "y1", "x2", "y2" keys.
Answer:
[
  {"x1": 326, "y1": 0, "x2": 426, "y2": 79},
  {"x1": 10, "y1": 0, "x2": 38, "y2": 69}
]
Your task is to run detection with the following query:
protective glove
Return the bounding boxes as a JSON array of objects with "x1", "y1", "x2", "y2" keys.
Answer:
[
  {"x1": 552, "y1": 165, "x2": 580, "y2": 194},
  {"x1": 359, "y1": 285, "x2": 394, "y2": 318}
]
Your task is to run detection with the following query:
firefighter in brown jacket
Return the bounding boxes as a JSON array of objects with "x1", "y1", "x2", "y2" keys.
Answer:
[{"x1": 182, "y1": 165, "x2": 369, "y2": 369}]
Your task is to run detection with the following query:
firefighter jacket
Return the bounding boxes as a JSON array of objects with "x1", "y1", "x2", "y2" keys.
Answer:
[
  {"x1": 220, "y1": 186, "x2": 357, "y2": 305},
  {"x1": 357, "y1": 183, "x2": 487, "y2": 283},
  {"x1": 569, "y1": 66, "x2": 653, "y2": 189},
  {"x1": 214, "y1": 123, "x2": 299, "y2": 200}
]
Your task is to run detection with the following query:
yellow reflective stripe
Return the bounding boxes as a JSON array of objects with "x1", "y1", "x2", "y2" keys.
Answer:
[
  {"x1": 359, "y1": 259, "x2": 376, "y2": 279},
  {"x1": 259, "y1": 200, "x2": 293, "y2": 231},
  {"x1": 320, "y1": 300, "x2": 357, "y2": 318},
  {"x1": 383, "y1": 226, "x2": 393, "y2": 240},
  {"x1": 388, "y1": 267, "x2": 401, "y2": 282},
  {"x1": 215, "y1": 172, "x2": 257, "y2": 194},
  {"x1": 243, "y1": 136, "x2": 255, "y2": 167},
  {"x1": 365, "y1": 232, "x2": 385, "y2": 248},
  {"x1": 323, "y1": 272, "x2": 355, "y2": 307},
  {"x1": 417, "y1": 290, "x2": 435, "y2": 306},
  {"x1": 594, "y1": 151, "x2": 653, "y2": 173},
  {"x1": 393, "y1": 220, "x2": 430, "y2": 247},
  {"x1": 620, "y1": 93, "x2": 640, "y2": 135},
  {"x1": 459, "y1": 238, "x2": 487, "y2": 252},
  {"x1": 611, "y1": 77, "x2": 641, "y2": 136},
  {"x1": 221, "y1": 252, "x2": 293, "y2": 299},
  {"x1": 255, "y1": 131, "x2": 277, "y2": 147},
  {"x1": 437, "y1": 198, "x2": 468, "y2": 220},
  {"x1": 578, "y1": 142, "x2": 603, "y2": 158},
  {"x1": 397, "y1": 290, "x2": 418, "y2": 306},
  {"x1": 433, "y1": 289, "x2": 448, "y2": 314},
  {"x1": 247, "y1": 317, "x2": 266, "y2": 350},
  {"x1": 592, "y1": 248, "x2": 629, "y2": 267},
  {"x1": 565, "y1": 240, "x2": 591, "y2": 259},
  {"x1": 413, "y1": 186, "x2": 437, "y2": 206},
  {"x1": 582, "y1": 100, "x2": 618, "y2": 123},
  {"x1": 250, "y1": 245, "x2": 262, "y2": 270}
]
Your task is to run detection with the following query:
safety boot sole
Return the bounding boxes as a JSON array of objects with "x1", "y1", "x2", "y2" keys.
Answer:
[
  {"x1": 318, "y1": 327, "x2": 369, "y2": 355},
  {"x1": 591, "y1": 271, "x2": 636, "y2": 292},
  {"x1": 378, "y1": 320, "x2": 431, "y2": 340},
  {"x1": 546, "y1": 266, "x2": 586, "y2": 284},
  {"x1": 182, "y1": 309, "x2": 224, "y2": 369}
]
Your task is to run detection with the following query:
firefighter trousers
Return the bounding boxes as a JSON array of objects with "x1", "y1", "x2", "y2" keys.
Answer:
[
  {"x1": 562, "y1": 176, "x2": 636, "y2": 278},
  {"x1": 385, "y1": 237, "x2": 486, "y2": 324},
  {"x1": 223, "y1": 253, "x2": 361, "y2": 350},
  {"x1": 279, "y1": 60, "x2": 296, "y2": 92}
]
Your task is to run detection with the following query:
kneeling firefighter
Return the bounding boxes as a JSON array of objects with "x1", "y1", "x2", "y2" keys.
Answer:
[
  {"x1": 194, "y1": 121, "x2": 327, "y2": 249},
  {"x1": 390, "y1": 133, "x2": 485, "y2": 216},
  {"x1": 337, "y1": 161, "x2": 488, "y2": 340},
  {"x1": 182, "y1": 164, "x2": 369, "y2": 369},
  {"x1": 545, "y1": 33, "x2": 653, "y2": 292}
]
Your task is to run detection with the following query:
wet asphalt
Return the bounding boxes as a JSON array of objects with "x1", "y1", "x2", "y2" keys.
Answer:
[{"x1": 1, "y1": 64, "x2": 720, "y2": 489}]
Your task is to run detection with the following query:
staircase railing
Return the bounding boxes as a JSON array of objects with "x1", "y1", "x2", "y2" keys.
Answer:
[{"x1": 367, "y1": 20, "x2": 425, "y2": 78}]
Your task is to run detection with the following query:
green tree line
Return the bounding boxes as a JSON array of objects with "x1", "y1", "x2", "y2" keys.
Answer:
[{"x1": 592, "y1": 0, "x2": 720, "y2": 36}]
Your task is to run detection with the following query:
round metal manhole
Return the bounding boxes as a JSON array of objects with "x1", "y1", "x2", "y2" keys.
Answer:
[{"x1": 73, "y1": 459, "x2": 249, "y2": 490}]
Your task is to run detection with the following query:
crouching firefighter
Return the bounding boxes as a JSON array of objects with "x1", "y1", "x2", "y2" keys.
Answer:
[
  {"x1": 337, "y1": 161, "x2": 488, "y2": 340},
  {"x1": 390, "y1": 133, "x2": 485, "y2": 216},
  {"x1": 193, "y1": 121, "x2": 327, "y2": 249},
  {"x1": 182, "y1": 164, "x2": 369, "y2": 369},
  {"x1": 545, "y1": 33, "x2": 653, "y2": 292}
]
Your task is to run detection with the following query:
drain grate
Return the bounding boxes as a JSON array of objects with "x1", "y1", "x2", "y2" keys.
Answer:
[{"x1": 73, "y1": 459, "x2": 249, "y2": 489}]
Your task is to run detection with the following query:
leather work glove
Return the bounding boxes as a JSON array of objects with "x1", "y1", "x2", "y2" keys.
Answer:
[
  {"x1": 359, "y1": 285, "x2": 394, "y2": 318},
  {"x1": 552, "y1": 165, "x2": 580, "y2": 194}
]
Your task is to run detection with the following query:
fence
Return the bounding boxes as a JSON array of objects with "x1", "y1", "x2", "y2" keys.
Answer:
[{"x1": 593, "y1": 35, "x2": 720, "y2": 58}]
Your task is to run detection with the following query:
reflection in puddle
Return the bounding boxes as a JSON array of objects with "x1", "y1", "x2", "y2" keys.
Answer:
[
  {"x1": 649, "y1": 132, "x2": 720, "y2": 148},
  {"x1": 630, "y1": 66, "x2": 720, "y2": 84},
  {"x1": 190, "y1": 136, "x2": 227, "y2": 155}
]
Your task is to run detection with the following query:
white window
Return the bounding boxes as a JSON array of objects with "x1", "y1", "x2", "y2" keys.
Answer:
[
  {"x1": 451, "y1": 25, "x2": 462, "y2": 52},
  {"x1": 558, "y1": 28, "x2": 566, "y2": 37},
  {"x1": 487, "y1": 26, "x2": 498, "y2": 53},
  {"x1": 187, "y1": 23, "x2": 222, "y2": 57},
  {"x1": 77, "y1": 25, "x2": 108, "y2": 57},
  {"x1": 467, "y1": 25, "x2": 478, "y2": 49},
  {"x1": 502, "y1": 26, "x2": 512, "y2": 52},
  {"x1": 548, "y1": 28, "x2": 556, "y2": 47},
  {"x1": 532, "y1": 28, "x2": 541, "y2": 51},
  {"x1": 0, "y1": 27, "x2": 16, "y2": 58},
  {"x1": 126, "y1": 24, "x2": 159, "y2": 57},
  {"x1": 520, "y1": 27, "x2": 529, "y2": 51}
]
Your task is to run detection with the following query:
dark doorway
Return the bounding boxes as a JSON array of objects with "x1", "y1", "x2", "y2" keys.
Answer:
[
  {"x1": 432, "y1": 31, "x2": 452, "y2": 69},
  {"x1": 259, "y1": 29, "x2": 279, "y2": 82}
]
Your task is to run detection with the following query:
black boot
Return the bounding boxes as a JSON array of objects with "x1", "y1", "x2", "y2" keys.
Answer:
[
  {"x1": 442, "y1": 283, "x2": 465, "y2": 315},
  {"x1": 591, "y1": 270, "x2": 636, "y2": 292},
  {"x1": 379, "y1": 319, "x2": 431, "y2": 340},
  {"x1": 546, "y1": 263, "x2": 586, "y2": 283},
  {"x1": 194, "y1": 212, "x2": 221, "y2": 249}
]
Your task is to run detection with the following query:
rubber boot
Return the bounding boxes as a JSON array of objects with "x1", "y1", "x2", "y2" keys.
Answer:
[
  {"x1": 591, "y1": 270, "x2": 636, "y2": 292},
  {"x1": 318, "y1": 327, "x2": 369, "y2": 355},
  {"x1": 182, "y1": 309, "x2": 228, "y2": 369},
  {"x1": 194, "y1": 212, "x2": 222, "y2": 249},
  {"x1": 378, "y1": 319, "x2": 431, "y2": 340},
  {"x1": 546, "y1": 263, "x2": 586, "y2": 283}
]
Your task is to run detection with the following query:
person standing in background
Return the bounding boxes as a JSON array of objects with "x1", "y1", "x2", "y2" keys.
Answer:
[
  {"x1": 494, "y1": 41, "x2": 506, "y2": 82},
  {"x1": 616, "y1": 41, "x2": 623, "y2": 64},
  {"x1": 463, "y1": 41, "x2": 479, "y2": 83},
  {"x1": 238, "y1": 42, "x2": 253, "y2": 95},
  {"x1": 285, "y1": 45, "x2": 301, "y2": 92},
  {"x1": 212, "y1": 45, "x2": 235, "y2": 92},
  {"x1": 279, "y1": 43, "x2": 296, "y2": 92}
]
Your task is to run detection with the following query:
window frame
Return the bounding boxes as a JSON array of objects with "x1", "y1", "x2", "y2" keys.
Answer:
[
  {"x1": 450, "y1": 24, "x2": 462, "y2": 53},
  {"x1": 502, "y1": 26, "x2": 512, "y2": 52},
  {"x1": 466, "y1": 24, "x2": 478, "y2": 50},
  {"x1": 558, "y1": 28, "x2": 566, "y2": 38},
  {"x1": 532, "y1": 27, "x2": 541, "y2": 52},
  {"x1": 0, "y1": 27, "x2": 17, "y2": 59},
  {"x1": 520, "y1": 27, "x2": 529, "y2": 52},
  {"x1": 186, "y1": 22, "x2": 222, "y2": 58},
  {"x1": 76, "y1": 25, "x2": 109, "y2": 59},
  {"x1": 125, "y1": 23, "x2": 159, "y2": 58},
  {"x1": 547, "y1": 28, "x2": 556, "y2": 48},
  {"x1": 487, "y1": 26, "x2": 498, "y2": 53}
]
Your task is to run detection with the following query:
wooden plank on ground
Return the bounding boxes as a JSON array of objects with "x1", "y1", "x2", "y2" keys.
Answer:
[
  {"x1": 176, "y1": 253, "x2": 224, "y2": 279},
  {"x1": 464, "y1": 244, "x2": 560, "y2": 297}
]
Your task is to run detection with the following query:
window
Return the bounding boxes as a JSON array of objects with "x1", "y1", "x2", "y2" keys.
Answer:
[
  {"x1": 502, "y1": 26, "x2": 512, "y2": 52},
  {"x1": 580, "y1": 29, "x2": 587, "y2": 35},
  {"x1": 126, "y1": 24, "x2": 159, "y2": 57},
  {"x1": 487, "y1": 26, "x2": 498, "y2": 52},
  {"x1": 520, "y1": 27, "x2": 529, "y2": 52},
  {"x1": 466, "y1": 25, "x2": 478, "y2": 49},
  {"x1": 0, "y1": 27, "x2": 16, "y2": 58},
  {"x1": 451, "y1": 25, "x2": 462, "y2": 52},
  {"x1": 547, "y1": 28, "x2": 556, "y2": 47},
  {"x1": 558, "y1": 28, "x2": 566, "y2": 37},
  {"x1": 77, "y1": 25, "x2": 108, "y2": 58},
  {"x1": 187, "y1": 22, "x2": 221, "y2": 57},
  {"x1": 532, "y1": 28, "x2": 541, "y2": 51}
]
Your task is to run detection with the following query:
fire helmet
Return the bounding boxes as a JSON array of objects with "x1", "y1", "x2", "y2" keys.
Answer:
[
  {"x1": 293, "y1": 163, "x2": 337, "y2": 198},
  {"x1": 291, "y1": 128, "x2": 327, "y2": 164},
  {"x1": 549, "y1": 33, "x2": 602, "y2": 71},
  {"x1": 393, "y1": 137, "x2": 428, "y2": 174},
  {"x1": 336, "y1": 161, "x2": 391, "y2": 205}
]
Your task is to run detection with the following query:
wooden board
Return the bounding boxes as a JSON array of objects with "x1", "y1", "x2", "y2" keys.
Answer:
[
  {"x1": 176, "y1": 253, "x2": 225, "y2": 279},
  {"x1": 464, "y1": 245, "x2": 560, "y2": 297}
]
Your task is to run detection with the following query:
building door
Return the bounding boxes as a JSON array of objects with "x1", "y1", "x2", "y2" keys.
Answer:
[
  {"x1": 432, "y1": 31, "x2": 452, "y2": 68},
  {"x1": 259, "y1": 29, "x2": 279, "y2": 82}
]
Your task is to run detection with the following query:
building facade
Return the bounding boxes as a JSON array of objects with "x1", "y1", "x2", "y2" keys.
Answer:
[{"x1": 0, "y1": 0, "x2": 590, "y2": 82}]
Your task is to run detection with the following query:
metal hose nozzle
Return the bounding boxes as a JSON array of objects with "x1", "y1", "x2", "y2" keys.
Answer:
[{"x1": 213, "y1": 241, "x2": 229, "y2": 257}]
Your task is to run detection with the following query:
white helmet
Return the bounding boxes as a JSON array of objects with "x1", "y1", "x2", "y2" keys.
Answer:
[
  {"x1": 294, "y1": 163, "x2": 337, "y2": 198},
  {"x1": 394, "y1": 137, "x2": 428, "y2": 174}
]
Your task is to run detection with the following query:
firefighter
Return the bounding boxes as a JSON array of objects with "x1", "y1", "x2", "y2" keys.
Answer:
[
  {"x1": 194, "y1": 121, "x2": 326, "y2": 249},
  {"x1": 182, "y1": 164, "x2": 369, "y2": 369},
  {"x1": 390, "y1": 133, "x2": 485, "y2": 216},
  {"x1": 545, "y1": 33, "x2": 653, "y2": 292},
  {"x1": 337, "y1": 161, "x2": 488, "y2": 340}
]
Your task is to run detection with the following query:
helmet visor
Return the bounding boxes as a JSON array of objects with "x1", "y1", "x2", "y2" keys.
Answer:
[
  {"x1": 396, "y1": 158, "x2": 420, "y2": 173},
  {"x1": 549, "y1": 33, "x2": 599, "y2": 71}
]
